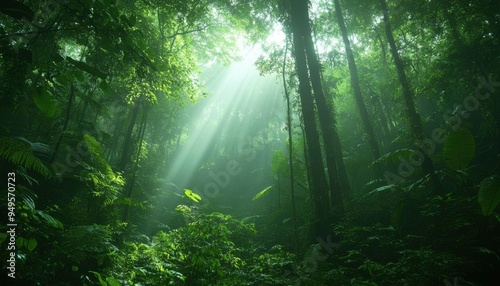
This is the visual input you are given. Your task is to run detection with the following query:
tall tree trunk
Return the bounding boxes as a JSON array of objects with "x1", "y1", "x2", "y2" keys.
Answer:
[
  {"x1": 290, "y1": 0, "x2": 330, "y2": 237},
  {"x1": 380, "y1": 0, "x2": 440, "y2": 190},
  {"x1": 283, "y1": 34, "x2": 298, "y2": 253},
  {"x1": 296, "y1": 0, "x2": 349, "y2": 209},
  {"x1": 334, "y1": 0, "x2": 381, "y2": 161}
]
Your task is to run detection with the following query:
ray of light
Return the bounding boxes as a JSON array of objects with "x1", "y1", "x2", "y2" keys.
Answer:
[{"x1": 165, "y1": 48, "x2": 284, "y2": 194}]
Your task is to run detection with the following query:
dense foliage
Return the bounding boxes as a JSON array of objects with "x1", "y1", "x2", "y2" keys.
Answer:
[{"x1": 1, "y1": 0, "x2": 499, "y2": 285}]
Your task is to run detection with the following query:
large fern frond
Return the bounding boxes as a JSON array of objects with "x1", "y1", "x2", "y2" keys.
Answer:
[{"x1": 0, "y1": 136, "x2": 51, "y2": 177}]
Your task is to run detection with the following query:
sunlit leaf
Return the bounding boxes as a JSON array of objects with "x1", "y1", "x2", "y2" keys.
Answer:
[
  {"x1": 106, "y1": 277, "x2": 121, "y2": 286},
  {"x1": 363, "y1": 185, "x2": 400, "y2": 198},
  {"x1": 252, "y1": 185, "x2": 273, "y2": 201},
  {"x1": 84, "y1": 134, "x2": 103, "y2": 155},
  {"x1": 184, "y1": 189, "x2": 202, "y2": 203}
]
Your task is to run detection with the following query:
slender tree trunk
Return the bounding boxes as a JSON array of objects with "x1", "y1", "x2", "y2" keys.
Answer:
[
  {"x1": 329, "y1": 118, "x2": 351, "y2": 201},
  {"x1": 283, "y1": 35, "x2": 298, "y2": 253},
  {"x1": 290, "y1": 0, "x2": 330, "y2": 237},
  {"x1": 334, "y1": 0, "x2": 380, "y2": 161},
  {"x1": 369, "y1": 89, "x2": 392, "y2": 151},
  {"x1": 123, "y1": 103, "x2": 149, "y2": 221},
  {"x1": 380, "y1": 0, "x2": 440, "y2": 190},
  {"x1": 119, "y1": 98, "x2": 141, "y2": 170}
]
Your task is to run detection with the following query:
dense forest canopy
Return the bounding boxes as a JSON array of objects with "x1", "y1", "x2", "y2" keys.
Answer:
[{"x1": 1, "y1": 0, "x2": 499, "y2": 285}]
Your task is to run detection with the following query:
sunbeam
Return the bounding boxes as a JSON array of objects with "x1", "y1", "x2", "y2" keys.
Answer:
[{"x1": 165, "y1": 47, "x2": 285, "y2": 198}]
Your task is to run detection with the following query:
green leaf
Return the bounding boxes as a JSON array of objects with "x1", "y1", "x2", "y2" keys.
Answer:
[
  {"x1": 33, "y1": 88, "x2": 56, "y2": 117},
  {"x1": 443, "y1": 129, "x2": 475, "y2": 170},
  {"x1": 106, "y1": 277, "x2": 121, "y2": 286},
  {"x1": 478, "y1": 175, "x2": 500, "y2": 216},
  {"x1": 67, "y1": 57, "x2": 107, "y2": 79},
  {"x1": 252, "y1": 185, "x2": 273, "y2": 201},
  {"x1": 363, "y1": 185, "x2": 400, "y2": 198},
  {"x1": 16, "y1": 236, "x2": 25, "y2": 248},
  {"x1": 184, "y1": 189, "x2": 202, "y2": 203},
  {"x1": 26, "y1": 237, "x2": 37, "y2": 251},
  {"x1": 84, "y1": 134, "x2": 103, "y2": 155},
  {"x1": 16, "y1": 236, "x2": 36, "y2": 251},
  {"x1": 89, "y1": 271, "x2": 107, "y2": 286}
]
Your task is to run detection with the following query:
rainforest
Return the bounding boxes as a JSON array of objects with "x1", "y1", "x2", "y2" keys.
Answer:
[{"x1": 1, "y1": 0, "x2": 499, "y2": 285}]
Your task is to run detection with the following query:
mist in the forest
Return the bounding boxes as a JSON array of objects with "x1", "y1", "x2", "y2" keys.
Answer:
[{"x1": 1, "y1": 0, "x2": 499, "y2": 285}]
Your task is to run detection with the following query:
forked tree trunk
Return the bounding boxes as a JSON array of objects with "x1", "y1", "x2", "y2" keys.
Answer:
[
  {"x1": 290, "y1": 0, "x2": 330, "y2": 237},
  {"x1": 296, "y1": 0, "x2": 350, "y2": 209}
]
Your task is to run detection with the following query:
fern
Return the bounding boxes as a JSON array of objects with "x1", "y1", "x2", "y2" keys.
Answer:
[
  {"x1": 0, "y1": 136, "x2": 51, "y2": 177},
  {"x1": 115, "y1": 197, "x2": 147, "y2": 209},
  {"x1": 59, "y1": 224, "x2": 116, "y2": 263},
  {"x1": 17, "y1": 184, "x2": 37, "y2": 211}
]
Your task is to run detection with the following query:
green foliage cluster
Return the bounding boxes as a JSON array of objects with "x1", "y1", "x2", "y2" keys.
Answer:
[
  {"x1": 304, "y1": 177, "x2": 499, "y2": 286},
  {"x1": 97, "y1": 205, "x2": 296, "y2": 286},
  {"x1": 0, "y1": 136, "x2": 51, "y2": 177}
]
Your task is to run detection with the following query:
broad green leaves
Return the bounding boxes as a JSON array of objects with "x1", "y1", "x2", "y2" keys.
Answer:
[
  {"x1": 443, "y1": 129, "x2": 475, "y2": 170},
  {"x1": 33, "y1": 88, "x2": 56, "y2": 117},
  {"x1": 478, "y1": 175, "x2": 500, "y2": 216},
  {"x1": 17, "y1": 237, "x2": 38, "y2": 251}
]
